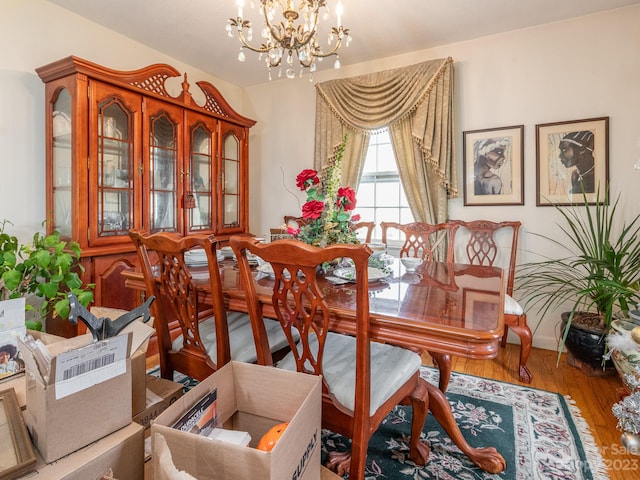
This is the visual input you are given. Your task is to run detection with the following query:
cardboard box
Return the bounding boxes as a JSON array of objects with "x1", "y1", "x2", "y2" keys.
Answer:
[
  {"x1": 151, "y1": 361, "x2": 322, "y2": 480},
  {"x1": 321, "y1": 467, "x2": 342, "y2": 480},
  {"x1": 133, "y1": 374, "x2": 184, "y2": 429},
  {"x1": 16, "y1": 421, "x2": 144, "y2": 480},
  {"x1": 17, "y1": 323, "x2": 150, "y2": 463},
  {"x1": 91, "y1": 305, "x2": 155, "y2": 416}
]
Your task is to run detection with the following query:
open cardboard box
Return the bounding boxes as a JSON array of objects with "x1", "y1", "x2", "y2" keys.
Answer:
[
  {"x1": 18, "y1": 320, "x2": 152, "y2": 463},
  {"x1": 151, "y1": 361, "x2": 322, "y2": 480}
]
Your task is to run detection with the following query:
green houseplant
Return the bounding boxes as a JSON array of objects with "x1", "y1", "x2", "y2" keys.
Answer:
[
  {"x1": 0, "y1": 220, "x2": 94, "y2": 330},
  {"x1": 516, "y1": 189, "x2": 640, "y2": 367}
]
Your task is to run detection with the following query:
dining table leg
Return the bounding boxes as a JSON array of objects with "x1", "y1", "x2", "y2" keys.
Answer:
[{"x1": 425, "y1": 380, "x2": 507, "y2": 473}]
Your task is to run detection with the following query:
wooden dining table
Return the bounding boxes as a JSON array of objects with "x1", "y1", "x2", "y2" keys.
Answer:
[{"x1": 123, "y1": 256, "x2": 507, "y2": 473}]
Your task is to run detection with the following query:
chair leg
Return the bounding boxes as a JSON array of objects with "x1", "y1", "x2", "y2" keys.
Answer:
[
  {"x1": 500, "y1": 325, "x2": 509, "y2": 348},
  {"x1": 505, "y1": 315, "x2": 533, "y2": 383},
  {"x1": 408, "y1": 378, "x2": 430, "y2": 466},
  {"x1": 429, "y1": 351, "x2": 452, "y2": 393},
  {"x1": 348, "y1": 435, "x2": 369, "y2": 480}
]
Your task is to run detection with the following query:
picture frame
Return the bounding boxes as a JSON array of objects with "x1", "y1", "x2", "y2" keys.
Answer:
[
  {"x1": 463, "y1": 125, "x2": 524, "y2": 206},
  {"x1": 0, "y1": 388, "x2": 37, "y2": 479},
  {"x1": 535, "y1": 117, "x2": 609, "y2": 206},
  {"x1": 463, "y1": 289, "x2": 501, "y2": 330}
]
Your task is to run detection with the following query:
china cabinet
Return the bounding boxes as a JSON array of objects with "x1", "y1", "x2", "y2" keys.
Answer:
[{"x1": 37, "y1": 56, "x2": 255, "y2": 332}]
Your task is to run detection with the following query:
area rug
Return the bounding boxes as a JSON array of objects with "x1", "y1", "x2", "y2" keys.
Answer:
[{"x1": 149, "y1": 366, "x2": 609, "y2": 480}]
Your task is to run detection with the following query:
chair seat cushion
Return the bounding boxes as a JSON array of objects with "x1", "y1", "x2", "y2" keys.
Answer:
[
  {"x1": 504, "y1": 294, "x2": 524, "y2": 316},
  {"x1": 276, "y1": 332, "x2": 421, "y2": 415},
  {"x1": 171, "y1": 311, "x2": 291, "y2": 364}
]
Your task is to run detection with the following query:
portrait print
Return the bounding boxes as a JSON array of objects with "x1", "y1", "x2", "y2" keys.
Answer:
[
  {"x1": 463, "y1": 125, "x2": 524, "y2": 206},
  {"x1": 536, "y1": 117, "x2": 609, "y2": 206}
]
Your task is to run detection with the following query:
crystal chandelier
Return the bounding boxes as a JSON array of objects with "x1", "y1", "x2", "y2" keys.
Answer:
[{"x1": 227, "y1": 0, "x2": 351, "y2": 80}]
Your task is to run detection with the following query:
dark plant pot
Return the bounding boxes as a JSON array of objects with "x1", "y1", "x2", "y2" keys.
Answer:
[{"x1": 560, "y1": 312, "x2": 614, "y2": 371}]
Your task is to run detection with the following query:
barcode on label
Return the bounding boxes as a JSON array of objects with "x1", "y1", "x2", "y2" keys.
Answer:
[{"x1": 62, "y1": 353, "x2": 116, "y2": 380}]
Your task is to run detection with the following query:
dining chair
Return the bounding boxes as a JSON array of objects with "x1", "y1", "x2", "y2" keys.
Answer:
[
  {"x1": 353, "y1": 221, "x2": 375, "y2": 243},
  {"x1": 129, "y1": 230, "x2": 291, "y2": 381},
  {"x1": 230, "y1": 237, "x2": 430, "y2": 479},
  {"x1": 448, "y1": 220, "x2": 532, "y2": 383},
  {"x1": 380, "y1": 221, "x2": 459, "y2": 391},
  {"x1": 380, "y1": 221, "x2": 458, "y2": 262}
]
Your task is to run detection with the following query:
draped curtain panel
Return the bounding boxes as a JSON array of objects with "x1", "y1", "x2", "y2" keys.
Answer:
[{"x1": 314, "y1": 57, "x2": 457, "y2": 224}]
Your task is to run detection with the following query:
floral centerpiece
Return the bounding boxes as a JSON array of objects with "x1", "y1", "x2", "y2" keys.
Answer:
[{"x1": 288, "y1": 136, "x2": 361, "y2": 247}]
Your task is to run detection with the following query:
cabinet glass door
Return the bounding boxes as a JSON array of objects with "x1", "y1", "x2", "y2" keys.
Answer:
[
  {"x1": 188, "y1": 123, "x2": 213, "y2": 232},
  {"x1": 98, "y1": 100, "x2": 133, "y2": 237},
  {"x1": 52, "y1": 88, "x2": 72, "y2": 237},
  {"x1": 221, "y1": 132, "x2": 240, "y2": 228},
  {"x1": 150, "y1": 113, "x2": 178, "y2": 232}
]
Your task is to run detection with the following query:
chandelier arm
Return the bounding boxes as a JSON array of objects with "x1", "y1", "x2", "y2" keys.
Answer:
[
  {"x1": 309, "y1": 29, "x2": 347, "y2": 58},
  {"x1": 236, "y1": 31, "x2": 273, "y2": 54}
]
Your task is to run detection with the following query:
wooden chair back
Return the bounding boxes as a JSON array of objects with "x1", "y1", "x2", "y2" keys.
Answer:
[
  {"x1": 448, "y1": 220, "x2": 521, "y2": 296},
  {"x1": 353, "y1": 221, "x2": 375, "y2": 243},
  {"x1": 230, "y1": 238, "x2": 371, "y2": 372},
  {"x1": 129, "y1": 230, "x2": 229, "y2": 381},
  {"x1": 380, "y1": 221, "x2": 458, "y2": 262}
]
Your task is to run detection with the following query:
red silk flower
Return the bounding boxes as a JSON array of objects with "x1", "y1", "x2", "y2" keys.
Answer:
[
  {"x1": 351, "y1": 214, "x2": 361, "y2": 222},
  {"x1": 301, "y1": 200, "x2": 325, "y2": 220},
  {"x1": 336, "y1": 187, "x2": 357, "y2": 211},
  {"x1": 296, "y1": 169, "x2": 319, "y2": 190}
]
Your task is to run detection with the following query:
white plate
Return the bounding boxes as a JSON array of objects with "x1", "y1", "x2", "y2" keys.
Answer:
[
  {"x1": 333, "y1": 267, "x2": 390, "y2": 282},
  {"x1": 220, "y1": 246, "x2": 234, "y2": 258},
  {"x1": 185, "y1": 252, "x2": 224, "y2": 265}
]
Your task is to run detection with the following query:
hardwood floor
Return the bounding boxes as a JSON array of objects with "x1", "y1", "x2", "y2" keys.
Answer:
[
  {"x1": 145, "y1": 345, "x2": 636, "y2": 479},
  {"x1": 429, "y1": 344, "x2": 637, "y2": 480}
]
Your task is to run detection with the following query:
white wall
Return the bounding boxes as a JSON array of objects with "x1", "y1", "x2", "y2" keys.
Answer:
[
  {"x1": 2, "y1": 1, "x2": 639, "y2": 351},
  {"x1": 0, "y1": 0, "x2": 244, "y2": 240},
  {"x1": 243, "y1": 5, "x2": 640, "y2": 351}
]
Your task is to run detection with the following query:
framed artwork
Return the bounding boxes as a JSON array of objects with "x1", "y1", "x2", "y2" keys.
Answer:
[
  {"x1": 535, "y1": 117, "x2": 609, "y2": 206},
  {"x1": 0, "y1": 388, "x2": 37, "y2": 479},
  {"x1": 463, "y1": 125, "x2": 524, "y2": 206},
  {"x1": 463, "y1": 289, "x2": 501, "y2": 329}
]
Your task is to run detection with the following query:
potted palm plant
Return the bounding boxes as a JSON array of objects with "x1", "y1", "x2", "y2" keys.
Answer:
[
  {"x1": 0, "y1": 220, "x2": 94, "y2": 330},
  {"x1": 516, "y1": 189, "x2": 640, "y2": 371}
]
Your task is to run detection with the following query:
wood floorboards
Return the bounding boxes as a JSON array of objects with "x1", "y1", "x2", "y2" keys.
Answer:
[{"x1": 146, "y1": 345, "x2": 637, "y2": 479}]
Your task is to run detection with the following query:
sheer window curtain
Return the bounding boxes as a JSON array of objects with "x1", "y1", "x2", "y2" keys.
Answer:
[{"x1": 313, "y1": 58, "x2": 457, "y2": 224}]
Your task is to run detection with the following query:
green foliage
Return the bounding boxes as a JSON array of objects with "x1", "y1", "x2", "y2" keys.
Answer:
[
  {"x1": 0, "y1": 220, "x2": 94, "y2": 329},
  {"x1": 517, "y1": 188, "x2": 640, "y2": 342}
]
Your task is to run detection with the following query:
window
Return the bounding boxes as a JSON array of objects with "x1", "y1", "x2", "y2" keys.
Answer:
[{"x1": 356, "y1": 129, "x2": 414, "y2": 241}]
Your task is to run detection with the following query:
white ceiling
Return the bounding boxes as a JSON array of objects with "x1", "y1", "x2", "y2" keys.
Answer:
[{"x1": 47, "y1": 0, "x2": 640, "y2": 87}]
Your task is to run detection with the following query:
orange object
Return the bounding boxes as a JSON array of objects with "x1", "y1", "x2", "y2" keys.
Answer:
[{"x1": 257, "y1": 422, "x2": 289, "y2": 451}]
